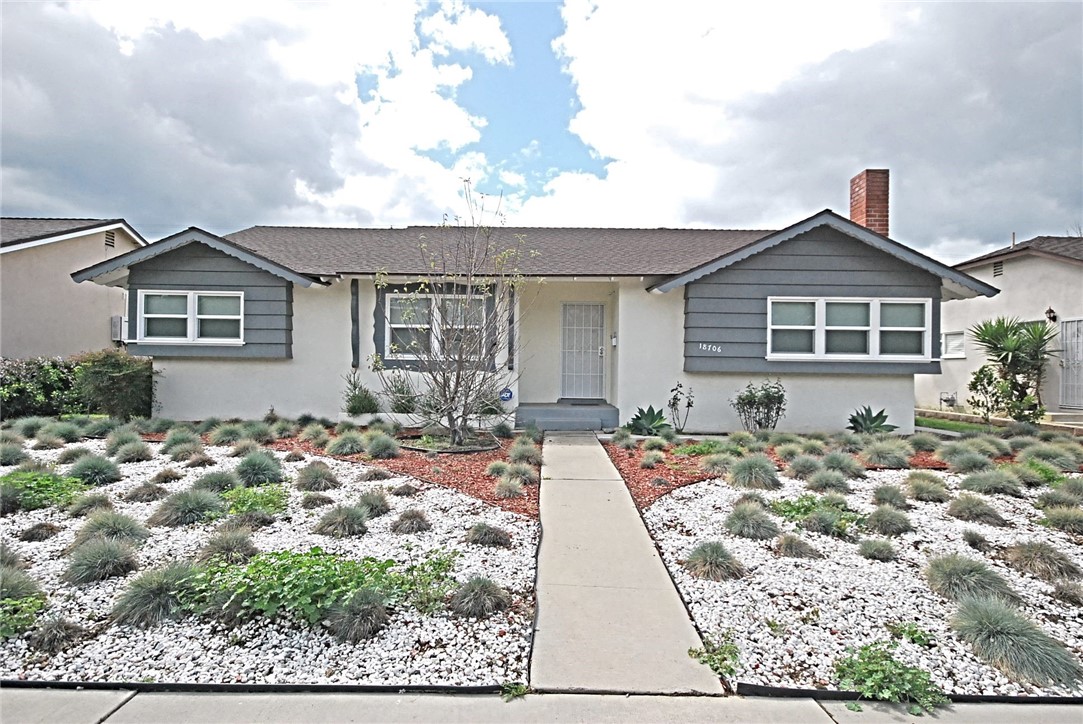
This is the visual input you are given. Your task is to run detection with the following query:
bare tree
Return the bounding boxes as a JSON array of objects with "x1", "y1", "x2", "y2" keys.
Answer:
[{"x1": 368, "y1": 184, "x2": 535, "y2": 447}]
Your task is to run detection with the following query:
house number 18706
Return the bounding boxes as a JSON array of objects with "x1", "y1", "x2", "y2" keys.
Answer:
[{"x1": 697, "y1": 343, "x2": 723, "y2": 353}]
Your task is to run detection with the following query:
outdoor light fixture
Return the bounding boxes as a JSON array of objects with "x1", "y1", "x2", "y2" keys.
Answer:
[
  {"x1": 1045, "y1": 307, "x2": 1058, "y2": 323},
  {"x1": 611, "y1": 333, "x2": 617, "y2": 347}
]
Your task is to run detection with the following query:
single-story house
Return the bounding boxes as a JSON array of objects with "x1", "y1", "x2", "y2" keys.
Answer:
[
  {"x1": 915, "y1": 235, "x2": 1083, "y2": 422},
  {"x1": 1, "y1": 218, "x2": 146, "y2": 358},
  {"x1": 72, "y1": 170, "x2": 997, "y2": 433}
]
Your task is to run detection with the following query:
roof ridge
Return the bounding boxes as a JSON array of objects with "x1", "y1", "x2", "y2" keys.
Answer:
[
  {"x1": 1, "y1": 216, "x2": 116, "y2": 221},
  {"x1": 235, "y1": 224, "x2": 776, "y2": 232}
]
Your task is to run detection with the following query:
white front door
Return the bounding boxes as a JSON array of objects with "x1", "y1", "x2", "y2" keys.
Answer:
[
  {"x1": 561, "y1": 303, "x2": 605, "y2": 399},
  {"x1": 1061, "y1": 319, "x2": 1083, "y2": 409}
]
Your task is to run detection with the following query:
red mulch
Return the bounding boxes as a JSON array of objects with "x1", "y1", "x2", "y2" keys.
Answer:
[
  {"x1": 600, "y1": 441, "x2": 715, "y2": 509},
  {"x1": 267, "y1": 435, "x2": 539, "y2": 518}
]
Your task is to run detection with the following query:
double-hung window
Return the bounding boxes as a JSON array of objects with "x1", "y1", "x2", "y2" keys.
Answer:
[
  {"x1": 767, "y1": 297, "x2": 930, "y2": 361},
  {"x1": 386, "y1": 294, "x2": 432, "y2": 358},
  {"x1": 384, "y1": 292, "x2": 487, "y2": 360},
  {"x1": 138, "y1": 291, "x2": 243, "y2": 344}
]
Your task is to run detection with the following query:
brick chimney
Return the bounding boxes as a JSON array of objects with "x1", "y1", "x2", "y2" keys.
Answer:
[{"x1": 849, "y1": 169, "x2": 889, "y2": 236}]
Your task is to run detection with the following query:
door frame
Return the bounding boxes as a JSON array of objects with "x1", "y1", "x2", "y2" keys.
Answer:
[
  {"x1": 560, "y1": 301, "x2": 606, "y2": 400},
  {"x1": 1060, "y1": 317, "x2": 1083, "y2": 410}
]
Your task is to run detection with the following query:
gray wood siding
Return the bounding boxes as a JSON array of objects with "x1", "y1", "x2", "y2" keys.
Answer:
[
  {"x1": 684, "y1": 227, "x2": 942, "y2": 375},
  {"x1": 126, "y1": 242, "x2": 293, "y2": 359}
]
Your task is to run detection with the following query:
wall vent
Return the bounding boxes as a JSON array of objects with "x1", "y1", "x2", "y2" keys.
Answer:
[
  {"x1": 105, "y1": 230, "x2": 116, "y2": 248},
  {"x1": 993, "y1": 260, "x2": 1003, "y2": 277}
]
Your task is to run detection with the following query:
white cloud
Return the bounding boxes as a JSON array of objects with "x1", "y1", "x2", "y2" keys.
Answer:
[
  {"x1": 498, "y1": 170, "x2": 526, "y2": 188},
  {"x1": 420, "y1": 0, "x2": 513, "y2": 64}
]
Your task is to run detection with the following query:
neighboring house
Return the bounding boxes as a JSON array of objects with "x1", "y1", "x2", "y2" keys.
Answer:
[
  {"x1": 915, "y1": 235, "x2": 1083, "y2": 421},
  {"x1": 72, "y1": 171, "x2": 997, "y2": 433},
  {"x1": 1, "y1": 218, "x2": 147, "y2": 359}
]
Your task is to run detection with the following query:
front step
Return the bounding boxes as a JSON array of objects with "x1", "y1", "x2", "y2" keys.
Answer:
[
  {"x1": 1045, "y1": 412, "x2": 1083, "y2": 425},
  {"x1": 515, "y1": 403, "x2": 620, "y2": 431}
]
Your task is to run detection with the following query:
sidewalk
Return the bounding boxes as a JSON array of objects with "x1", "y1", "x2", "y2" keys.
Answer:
[{"x1": 529, "y1": 432, "x2": 722, "y2": 694}]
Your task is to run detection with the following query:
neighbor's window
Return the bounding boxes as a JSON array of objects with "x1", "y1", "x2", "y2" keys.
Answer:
[
  {"x1": 138, "y1": 291, "x2": 243, "y2": 343},
  {"x1": 384, "y1": 293, "x2": 487, "y2": 360},
  {"x1": 942, "y1": 331, "x2": 965, "y2": 359},
  {"x1": 767, "y1": 297, "x2": 931, "y2": 360}
]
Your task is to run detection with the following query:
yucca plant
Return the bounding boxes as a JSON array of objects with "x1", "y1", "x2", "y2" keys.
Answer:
[{"x1": 846, "y1": 406, "x2": 897, "y2": 434}]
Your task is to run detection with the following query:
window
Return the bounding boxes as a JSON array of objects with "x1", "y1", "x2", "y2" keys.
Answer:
[
  {"x1": 384, "y1": 293, "x2": 487, "y2": 360},
  {"x1": 138, "y1": 291, "x2": 243, "y2": 344},
  {"x1": 942, "y1": 331, "x2": 965, "y2": 359},
  {"x1": 767, "y1": 297, "x2": 931, "y2": 361}
]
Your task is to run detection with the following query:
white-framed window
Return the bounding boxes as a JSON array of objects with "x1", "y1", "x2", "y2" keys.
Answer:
[
  {"x1": 384, "y1": 293, "x2": 486, "y2": 360},
  {"x1": 942, "y1": 331, "x2": 966, "y2": 359},
  {"x1": 137, "y1": 290, "x2": 244, "y2": 344},
  {"x1": 767, "y1": 297, "x2": 931, "y2": 361}
]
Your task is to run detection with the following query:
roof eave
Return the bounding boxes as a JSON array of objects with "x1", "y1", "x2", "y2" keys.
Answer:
[{"x1": 0, "y1": 219, "x2": 149, "y2": 254}]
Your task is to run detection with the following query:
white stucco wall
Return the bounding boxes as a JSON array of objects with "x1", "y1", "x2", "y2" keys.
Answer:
[
  {"x1": 915, "y1": 255, "x2": 1083, "y2": 412},
  {"x1": 616, "y1": 280, "x2": 917, "y2": 433}
]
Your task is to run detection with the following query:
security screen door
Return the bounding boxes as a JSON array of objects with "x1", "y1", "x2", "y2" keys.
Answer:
[
  {"x1": 1062, "y1": 319, "x2": 1083, "y2": 409},
  {"x1": 561, "y1": 303, "x2": 605, "y2": 399}
]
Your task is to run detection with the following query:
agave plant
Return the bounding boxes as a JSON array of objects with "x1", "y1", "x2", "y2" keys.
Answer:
[
  {"x1": 625, "y1": 406, "x2": 671, "y2": 436},
  {"x1": 846, "y1": 406, "x2": 898, "y2": 434}
]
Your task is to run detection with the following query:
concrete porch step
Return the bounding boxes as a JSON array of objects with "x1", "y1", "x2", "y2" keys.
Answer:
[{"x1": 515, "y1": 402, "x2": 620, "y2": 431}]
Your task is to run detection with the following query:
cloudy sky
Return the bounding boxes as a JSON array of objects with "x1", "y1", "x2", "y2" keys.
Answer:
[{"x1": 2, "y1": 0, "x2": 1080, "y2": 262}]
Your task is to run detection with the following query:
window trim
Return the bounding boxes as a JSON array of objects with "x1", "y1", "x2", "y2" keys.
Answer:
[
  {"x1": 136, "y1": 290, "x2": 245, "y2": 345},
  {"x1": 941, "y1": 331, "x2": 966, "y2": 359},
  {"x1": 383, "y1": 292, "x2": 487, "y2": 361},
  {"x1": 766, "y1": 296, "x2": 931, "y2": 362}
]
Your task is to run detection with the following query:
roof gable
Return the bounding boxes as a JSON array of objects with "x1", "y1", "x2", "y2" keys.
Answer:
[
  {"x1": 648, "y1": 210, "x2": 999, "y2": 301},
  {"x1": 71, "y1": 227, "x2": 317, "y2": 288},
  {"x1": 0, "y1": 218, "x2": 147, "y2": 252},
  {"x1": 955, "y1": 235, "x2": 1083, "y2": 269}
]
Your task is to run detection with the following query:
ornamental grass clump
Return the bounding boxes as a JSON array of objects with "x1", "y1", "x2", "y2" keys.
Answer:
[
  {"x1": 952, "y1": 596, "x2": 1083, "y2": 688},
  {"x1": 185, "y1": 453, "x2": 215, "y2": 468},
  {"x1": 1004, "y1": 541, "x2": 1081, "y2": 582},
  {"x1": 960, "y1": 470, "x2": 1023, "y2": 497},
  {"x1": 491, "y1": 421, "x2": 514, "y2": 439},
  {"x1": 509, "y1": 442, "x2": 543, "y2": 464},
  {"x1": 208, "y1": 423, "x2": 246, "y2": 446},
  {"x1": 807, "y1": 470, "x2": 850, "y2": 494},
  {"x1": 9, "y1": 417, "x2": 51, "y2": 438},
  {"x1": 907, "y1": 432, "x2": 940, "y2": 453},
  {"x1": 865, "y1": 506, "x2": 913, "y2": 537},
  {"x1": 19, "y1": 522, "x2": 60, "y2": 542},
  {"x1": 271, "y1": 420, "x2": 299, "y2": 439},
  {"x1": 451, "y1": 576, "x2": 510, "y2": 619},
  {"x1": 963, "y1": 529, "x2": 990, "y2": 551},
  {"x1": 729, "y1": 454, "x2": 780, "y2": 490},
  {"x1": 69, "y1": 455, "x2": 121, "y2": 486},
  {"x1": 775, "y1": 533, "x2": 822, "y2": 559},
  {"x1": 724, "y1": 502, "x2": 779, "y2": 540},
  {"x1": 114, "y1": 441, "x2": 153, "y2": 464},
  {"x1": 325, "y1": 431, "x2": 367, "y2": 456},
  {"x1": 948, "y1": 494, "x2": 1008, "y2": 527},
  {"x1": 56, "y1": 446, "x2": 92, "y2": 465},
  {"x1": 284, "y1": 448, "x2": 306, "y2": 462},
  {"x1": 611, "y1": 428, "x2": 632, "y2": 444},
  {"x1": 486, "y1": 461, "x2": 509, "y2": 477},
  {"x1": 1042, "y1": 506, "x2": 1083, "y2": 534},
  {"x1": 104, "y1": 430, "x2": 141, "y2": 457},
  {"x1": 219, "y1": 511, "x2": 275, "y2": 532},
  {"x1": 1, "y1": 542, "x2": 24, "y2": 569},
  {"x1": 240, "y1": 421, "x2": 274, "y2": 444},
  {"x1": 357, "y1": 490, "x2": 390, "y2": 517},
  {"x1": 0, "y1": 430, "x2": 24, "y2": 446},
  {"x1": 1, "y1": 563, "x2": 41, "y2": 600},
  {"x1": 701, "y1": 454, "x2": 737, "y2": 476},
  {"x1": 229, "y1": 440, "x2": 262, "y2": 458},
  {"x1": 639, "y1": 451, "x2": 664, "y2": 469},
  {"x1": 786, "y1": 455, "x2": 822, "y2": 481},
  {"x1": 962, "y1": 434, "x2": 1011, "y2": 458},
  {"x1": 364, "y1": 432, "x2": 400, "y2": 459},
  {"x1": 684, "y1": 541, "x2": 745, "y2": 581},
  {"x1": 925, "y1": 554, "x2": 1018, "y2": 604},
  {"x1": 1035, "y1": 489, "x2": 1081, "y2": 510},
  {"x1": 0, "y1": 444, "x2": 29, "y2": 467},
  {"x1": 295, "y1": 462, "x2": 341, "y2": 491},
  {"x1": 390, "y1": 509, "x2": 431, "y2": 534},
  {"x1": 301, "y1": 492, "x2": 333, "y2": 509},
  {"x1": 111, "y1": 562, "x2": 196, "y2": 628},
  {"x1": 1003, "y1": 463, "x2": 1047, "y2": 488},
  {"x1": 32, "y1": 435, "x2": 63, "y2": 450},
  {"x1": 800, "y1": 508, "x2": 849, "y2": 538},
  {"x1": 861, "y1": 439, "x2": 912, "y2": 469},
  {"x1": 907, "y1": 473, "x2": 952, "y2": 503},
  {"x1": 822, "y1": 451, "x2": 866, "y2": 479},
  {"x1": 799, "y1": 439, "x2": 826, "y2": 456},
  {"x1": 773, "y1": 443, "x2": 802, "y2": 463},
  {"x1": 147, "y1": 489, "x2": 224, "y2": 527},
  {"x1": 37, "y1": 421, "x2": 82, "y2": 443},
  {"x1": 327, "y1": 587, "x2": 389, "y2": 641},
  {"x1": 494, "y1": 477, "x2": 524, "y2": 499},
  {"x1": 859, "y1": 538, "x2": 897, "y2": 561},
  {"x1": 504, "y1": 463, "x2": 538, "y2": 485},
  {"x1": 390, "y1": 483, "x2": 418, "y2": 497},
  {"x1": 196, "y1": 530, "x2": 258, "y2": 564},
  {"x1": 949, "y1": 451, "x2": 995, "y2": 474},
  {"x1": 467, "y1": 522, "x2": 511, "y2": 547},
  {"x1": 192, "y1": 471, "x2": 241, "y2": 493},
  {"x1": 161, "y1": 429, "x2": 201, "y2": 455},
  {"x1": 1062, "y1": 478, "x2": 1083, "y2": 497},
  {"x1": 72, "y1": 511, "x2": 149, "y2": 548},
  {"x1": 298, "y1": 423, "x2": 330, "y2": 449},
  {"x1": 64, "y1": 539, "x2": 138, "y2": 585},
  {"x1": 314, "y1": 505, "x2": 368, "y2": 537},
  {"x1": 872, "y1": 484, "x2": 909, "y2": 509},
  {"x1": 66, "y1": 493, "x2": 113, "y2": 517},
  {"x1": 1018, "y1": 444, "x2": 1078, "y2": 473},
  {"x1": 28, "y1": 616, "x2": 84, "y2": 654},
  {"x1": 234, "y1": 452, "x2": 283, "y2": 486}
]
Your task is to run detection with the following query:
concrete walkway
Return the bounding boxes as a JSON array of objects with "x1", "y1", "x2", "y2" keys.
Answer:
[{"x1": 529, "y1": 432, "x2": 723, "y2": 694}]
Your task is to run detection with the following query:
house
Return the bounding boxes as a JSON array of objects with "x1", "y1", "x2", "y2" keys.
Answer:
[
  {"x1": 915, "y1": 235, "x2": 1083, "y2": 422},
  {"x1": 71, "y1": 170, "x2": 997, "y2": 434},
  {"x1": 1, "y1": 218, "x2": 146, "y2": 359}
]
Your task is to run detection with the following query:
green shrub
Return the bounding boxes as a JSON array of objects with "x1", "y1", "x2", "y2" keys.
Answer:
[
  {"x1": 1, "y1": 356, "x2": 84, "y2": 419},
  {"x1": 684, "y1": 541, "x2": 745, "y2": 581},
  {"x1": 64, "y1": 539, "x2": 138, "y2": 584},
  {"x1": 37, "y1": 421, "x2": 81, "y2": 443},
  {"x1": 925, "y1": 554, "x2": 1018, "y2": 604},
  {"x1": 0, "y1": 588, "x2": 45, "y2": 638},
  {"x1": 73, "y1": 511, "x2": 149, "y2": 548},
  {"x1": 858, "y1": 538, "x2": 897, "y2": 561},
  {"x1": 774, "y1": 443, "x2": 802, "y2": 462},
  {"x1": 639, "y1": 451, "x2": 664, "y2": 469},
  {"x1": 834, "y1": 641, "x2": 948, "y2": 715},
  {"x1": 0, "y1": 443, "x2": 30, "y2": 467},
  {"x1": 147, "y1": 489, "x2": 224, "y2": 526},
  {"x1": 111, "y1": 563, "x2": 196, "y2": 627},
  {"x1": 775, "y1": 533, "x2": 822, "y2": 559},
  {"x1": 314, "y1": 505, "x2": 369, "y2": 537},
  {"x1": 196, "y1": 530, "x2": 258, "y2": 564},
  {"x1": 1042, "y1": 506, "x2": 1083, "y2": 534},
  {"x1": 208, "y1": 424, "x2": 245, "y2": 446},
  {"x1": 28, "y1": 616, "x2": 84, "y2": 653},
  {"x1": 0, "y1": 469, "x2": 86, "y2": 512},
  {"x1": 494, "y1": 477, "x2": 524, "y2": 498},
  {"x1": 67, "y1": 493, "x2": 113, "y2": 517},
  {"x1": 1018, "y1": 444, "x2": 1078, "y2": 472},
  {"x1": 467, "y1": 522, "x2": 511, "y2": 547},
  {"x1": 240, "y1": 421, "x2": 274, "y2": 444},
  {"x1": 69, "y1": 455, "x2": 121, "y2": 486},
  {"x1": 671, "y1": 439, "x2": 725, "y2": 457},
  {"x1": 72, "y1": 349, "x2": 155, "y2": 420},
  {"x1": 222, "y1": 484, "x2": 287, "y2": 515},
  {"x1": 952, "y1": 596, "x2": 1083, "y2": 688},
  {"x1": 342, "y1": 370, "x2": 379, "y2": 415},
  {"x1": 1005, "y1": 541, "x2": 1081, "y2": 582},
  {"x1": 234, "y1": 452, "x2": 283, "y2": 486},
  {"x1": 19, "y1": 522, "x2": 60, "y2": 542},
  {"x1": 786, "y1": 455, "x2": 822, "y2": 481},
  {"x1": 192, "y1": 471, "x2": 241, "y2": 493},
  {"x1": 326, "y1": 431, "x2": 366, "y2": 456},
  {"x1": 365, "y1": 431, "x2": 400, "y2": 459},
  {"x1": 391, "y1": 509, "x2": 431, "y2": 534},
  {"x1": 907, "y1": 432, "x2": 940, "y2": 452},
  {"x1": 626, "y1": 405, "x2": 672, "y2": 436},
  {"x1": 846, "y1": 406, "x2": 899, "y2": 435},
  {"x1": 301, "y1": 492, "x2": 333, "y2": 509},
  {"x1": 486, "y1": 460, "x2": 509, "y2": 478},
  {"x1": 296, "y1": 462, "x2": 340, "y2": 491},
  {"x1": 327, "y1": 587, "x2": 389, "y2": 641},
  {"x1": 962, "y1": 529, "x2": 990, "y2": 551},
  {"x1": 948, "y1": 494, "x2": 1007, "y2": 526},
  {"x1": 450, "y1": 576, "x2": 510, "y2": 618},
  {"x1": 865, "y1": 506, "x2": 912, "y2": 537},
  {"x1": 807, "y1": 470, "x2": 850, "y2": 494},
  {"x1": 872, "y1": 484, "x2": 908, "y2": 509},
  {"x1": 907, "y1": 473, "x2": 951, "y2": 503},
  {"x1": 725, "y1": 502, "x2": 779, "y2": 540},
  {"x1": 729, "y1": 454, "x2": 780, "y2": 490}
]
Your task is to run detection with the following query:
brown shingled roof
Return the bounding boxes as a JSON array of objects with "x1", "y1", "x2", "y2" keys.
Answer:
[
  {"x1": 224, "y1": 225, "x2": 773, "y2": 277},
  {"x1": 0, "y1": 217, "x2": 124, "y2": 248},
  {"x1": 956, "y1": 235, "x2": 1083, "y2": 268}
]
